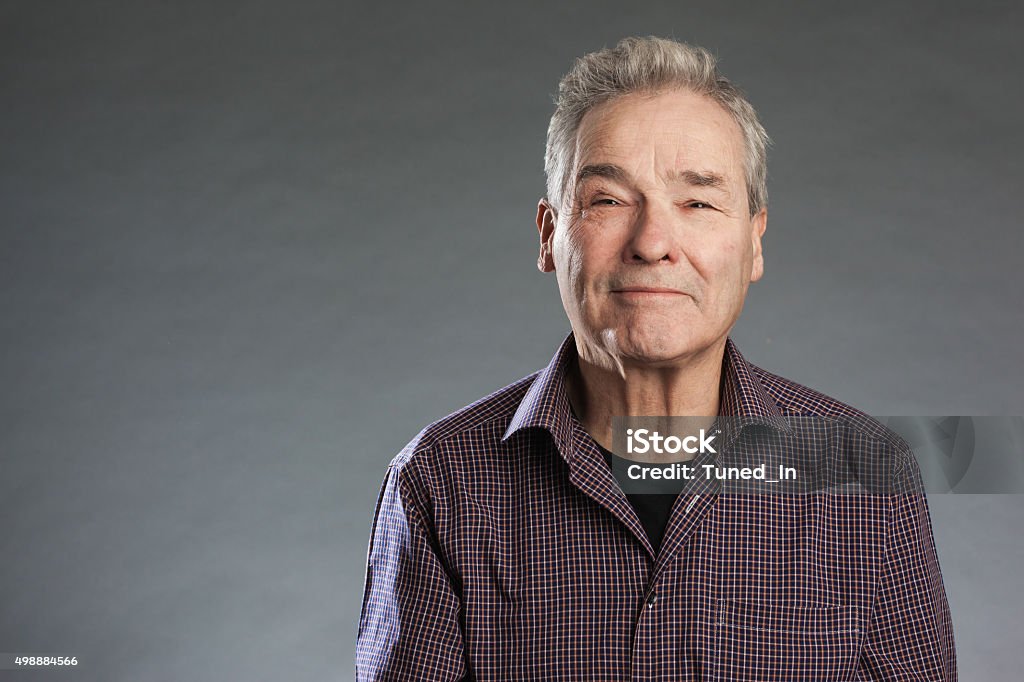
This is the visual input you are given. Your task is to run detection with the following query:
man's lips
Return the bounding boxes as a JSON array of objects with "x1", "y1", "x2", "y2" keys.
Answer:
[{"x1": 611, "y1": 287, "x2": 687, "y2": 295}]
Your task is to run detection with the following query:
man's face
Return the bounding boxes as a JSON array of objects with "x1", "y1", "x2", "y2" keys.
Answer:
[{"x1": 537, "y1": 88, "x2": 767, "y2": 368}]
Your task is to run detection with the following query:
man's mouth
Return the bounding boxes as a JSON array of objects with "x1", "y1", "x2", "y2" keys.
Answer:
[{"x1": 611, "y1": 287, "x2": 687, "y2": 295}]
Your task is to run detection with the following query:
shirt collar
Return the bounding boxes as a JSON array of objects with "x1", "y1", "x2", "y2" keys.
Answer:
[
  {"x1": 502, "y1": 332, "x2": 792, "y2": 456},
  {"x1": 501, "y1": 332, "x2": 579, "y2": 457},
  {"x1": 719, "y1": 337, "x2": 793, "y2": 434}
]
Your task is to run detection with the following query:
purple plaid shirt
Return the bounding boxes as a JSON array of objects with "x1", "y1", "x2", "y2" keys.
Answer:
[{"x1": 356, "y1": 333, "x2": 957, "y2": 680}]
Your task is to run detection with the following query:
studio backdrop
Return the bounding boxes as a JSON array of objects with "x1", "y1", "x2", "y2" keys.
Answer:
[{"x1": 2, "y1": 1, "x2": 1022, "y2": 680}]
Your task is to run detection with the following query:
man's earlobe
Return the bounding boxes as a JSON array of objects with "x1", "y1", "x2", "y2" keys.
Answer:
[
  {"x1": 538, "y1": 247, "x2": 553, "y2": 272},
  {"x1": 750, "y1": 208, "x2": 767, "y2": 282},
  {"x1": 536, "y1": 199, "x2": 557, "y2": 273}
]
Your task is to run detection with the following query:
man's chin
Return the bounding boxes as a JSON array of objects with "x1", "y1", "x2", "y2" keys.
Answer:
[
  {"x1": 603, "y1": 330, "x2": 710, "y2": 366},
  {"x1": 617, "y1": 347, "x2": 697, "y2": 367}
]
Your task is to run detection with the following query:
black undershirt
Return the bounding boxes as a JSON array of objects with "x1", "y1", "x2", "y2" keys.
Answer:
[{"x1": 595, "y1": 443, "x2": 686, "y2": 556}]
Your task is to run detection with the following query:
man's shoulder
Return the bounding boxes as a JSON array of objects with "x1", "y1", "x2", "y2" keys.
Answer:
[
  {"x1": 750, "y1": 362, "x2": 922, "y2": 492},
  {"x1": 749, "y1": 362, "x2": 910, "y2": 453},
  {"x1": 388, "y1": 370, "x2": 541, "y2": 469}
]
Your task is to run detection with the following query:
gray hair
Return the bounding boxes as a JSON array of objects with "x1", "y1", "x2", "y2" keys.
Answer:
[{"x1": 544, "y1": 36, "x2": 770, "y2": 217}]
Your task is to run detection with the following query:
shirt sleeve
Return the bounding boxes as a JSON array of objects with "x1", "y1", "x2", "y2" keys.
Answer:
[
  {"x1": 355, "y1": 463, "x2": 470, "y2": 681},
  {"x1": 855, "y1": 455, "x2": 958, "y2": 680}
]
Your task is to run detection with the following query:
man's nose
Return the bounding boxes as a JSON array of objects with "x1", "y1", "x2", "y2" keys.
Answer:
[{"x1": 624, "y1": 199, "x2": 677, "y2": 264}]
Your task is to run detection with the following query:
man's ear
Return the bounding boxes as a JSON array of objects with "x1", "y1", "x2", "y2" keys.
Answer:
[
  {"x1": 749, "y1": 208, "x2": 767, "y2": 282},
  {"x1": 536, "y1": 198, "x2": 557, "y2": 273}
]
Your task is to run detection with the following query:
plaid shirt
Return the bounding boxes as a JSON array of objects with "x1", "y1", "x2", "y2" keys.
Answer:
[{"x1": 356, "y1": 333, "x2": 957, "y2": 680}]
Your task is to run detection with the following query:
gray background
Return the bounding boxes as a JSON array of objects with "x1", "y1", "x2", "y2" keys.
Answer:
[{"x1": 2, "y1": 0, "x2": 1021, "y2": 679}]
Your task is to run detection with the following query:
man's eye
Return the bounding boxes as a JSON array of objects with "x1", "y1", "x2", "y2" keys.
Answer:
[
  {"x1": 688, "y1": 201, "x2": 714, "y2": 209},
  {"x1": 591, "y1": 198, "x2": 620, "y2": 206}
]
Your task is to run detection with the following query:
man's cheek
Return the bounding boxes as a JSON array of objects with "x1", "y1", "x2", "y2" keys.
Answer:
[{"x1": 561, "y1": 241, "x2": 588, "y2": 283}]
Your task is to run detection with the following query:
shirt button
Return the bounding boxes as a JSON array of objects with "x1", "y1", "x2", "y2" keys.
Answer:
[{"x1": 646, "y1": 592, "x2": 658, "y2": 608}]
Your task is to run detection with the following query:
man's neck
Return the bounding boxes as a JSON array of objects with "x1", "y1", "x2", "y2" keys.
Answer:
[{"x1": 566, "y1": 340, "x2": 726, "y2": 453}]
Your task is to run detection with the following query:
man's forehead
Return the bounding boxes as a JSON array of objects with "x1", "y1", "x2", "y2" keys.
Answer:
[{"x1": 572, "y1": 91, "x2": 745, "y2": 191}]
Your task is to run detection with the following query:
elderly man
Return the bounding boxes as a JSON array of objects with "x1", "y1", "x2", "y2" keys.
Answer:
[{"x1": 356, "y1": 36, "x2": 956, "y2": 680}]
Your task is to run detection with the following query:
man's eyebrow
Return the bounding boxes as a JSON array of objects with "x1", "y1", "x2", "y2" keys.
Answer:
[
  {"x1": 671, "y1": 169, "x2": 730, "y2": 192},
  {"x1": 575, "y1": 163, "x2": 628, "y2": 186}
]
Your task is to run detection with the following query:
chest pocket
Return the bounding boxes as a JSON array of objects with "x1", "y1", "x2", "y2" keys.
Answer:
[{"x1": 713, "y1": 599, "x2": 866, "y2": 681}]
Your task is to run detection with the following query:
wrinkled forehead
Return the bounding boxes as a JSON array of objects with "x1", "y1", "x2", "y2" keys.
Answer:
[{"x1": 572, "y1": 89, "x2": 746, "y2": 195}]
